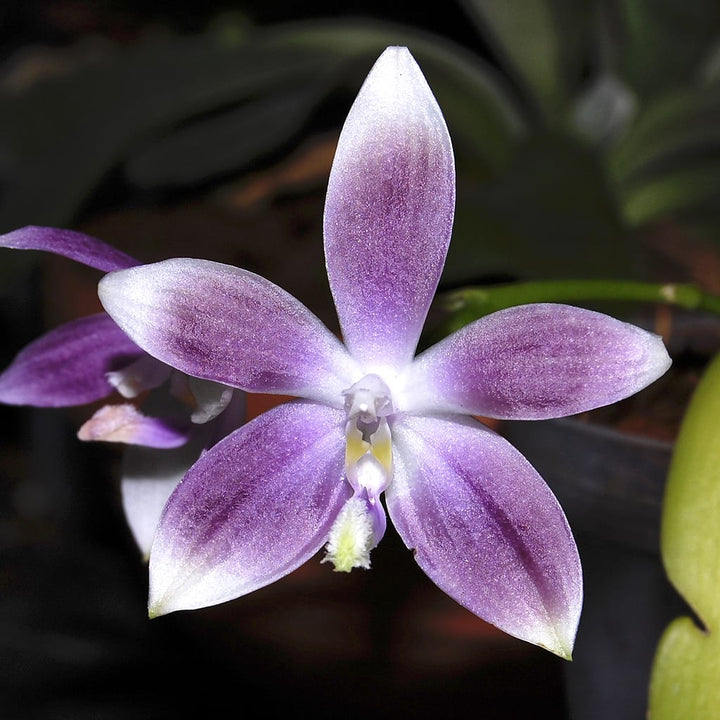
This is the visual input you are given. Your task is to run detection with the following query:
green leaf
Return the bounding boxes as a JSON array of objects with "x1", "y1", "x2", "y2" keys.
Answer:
[
  {"x1": 0, "y1": 35, "x2": 331, "y2": 229},
  {"x1": 620, "y1": 162, "x2": 720, "y2": 228},
  {"x1": 445, "y1": 134, "x2": 633, "y2": 284},
  {"x1": 610, "y1": 0, "x2": 720, "y2": 98},
  {"x1": 648, "y1": 351, "x2": 720, "y2": 718},
  {"x1": 650, "y1": 618, "x2": 720, "y2": 720},
  {"x1": 458, "y1": 0, "x2": 593, "y2": 120},
  {"x1": 659, "y1": 351, "x2": 720, "y2": 629},
  {"x1": 125, "y1": 79, "x2": 333, "y2": 189},
  {"x1": 609, "y1": 87, "x2": 720, "y2": 184}
]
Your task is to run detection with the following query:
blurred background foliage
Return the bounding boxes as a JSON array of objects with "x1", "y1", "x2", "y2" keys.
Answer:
[{"x1": 1, "y1": 0, "x2": 719, "y2": 293}]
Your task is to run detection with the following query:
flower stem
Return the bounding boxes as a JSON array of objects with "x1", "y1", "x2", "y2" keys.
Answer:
[{"x1": 434, "y1": 280, "x2": 720, "y2": 335}]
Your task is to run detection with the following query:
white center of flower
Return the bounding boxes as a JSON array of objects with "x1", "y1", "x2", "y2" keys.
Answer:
[{"x1": 323, "y1": 374, "x2": 395, "y2": 572}]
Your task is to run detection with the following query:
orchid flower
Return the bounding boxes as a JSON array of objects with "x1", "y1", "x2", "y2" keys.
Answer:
[
  {"x1": 98, "y1": 47, "x2": 671, "y2": 657},
  {"x1": 0, "y1": 226, "x2": 244, "y2": 555}
]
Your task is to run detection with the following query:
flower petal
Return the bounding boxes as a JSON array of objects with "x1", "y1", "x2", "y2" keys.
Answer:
[
  {"x1": 0, "y1": 225, "x2": 138, "y2": 271},
  {"x1": 148, "y1": 400, "x2": 349, "y2": 616},
  {"x1": 323, "y1": 46, "x2": 455, "y2": 372},
  {"x1": 396, "y1": 303, "x2": 671, "y2": 419},
  {"x1": 121, "y1": 427, "x2": 213, "y2": 559},
  {"x1": 120, "y1": 389, "x2": 245, "y2": 558},
  {"x1": 77, "y1": 403, "x2": 192, "y2": 448},
  {"x1": 186, "y1": 376, "x2": 235, "y2": 424},
  {"x1": 0, "y1": 313, "x2": 144, "y2": 407},
  {"x1": 387, "y1": 413, "x2": 582, "y2": 658},
  {"x1": 106, "y1": 354, "x2": 171, "y2": 398},
  {"x1": 99, "y1": 259, "x2": 361, "y2": 406}
]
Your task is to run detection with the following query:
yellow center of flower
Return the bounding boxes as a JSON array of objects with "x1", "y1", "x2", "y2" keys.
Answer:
[{"x1": 323, "y1": 374, "x2": 395, "y2": 572}]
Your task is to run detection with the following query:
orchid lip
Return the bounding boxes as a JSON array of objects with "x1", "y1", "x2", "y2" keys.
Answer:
[
  {"x1": 342, "y1": 373, "x2": 395, "y2": 497},
  {"x1": 322, "y1": 373, "x2": 397, "y2": 573}
]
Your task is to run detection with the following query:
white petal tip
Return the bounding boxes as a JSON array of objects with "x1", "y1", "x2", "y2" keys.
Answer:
[
  {"x1": 148, "y1": 603, "x2": 165, "y2": 620},
  {"x1": 148, "y1": 587, "x2": 179, "y2": 618},
  {"x1": 530, "y1": 618, "x2": 577, "y2": 660},
  {"x1": 544, "y1": 635, "x2": 574, "y2": 661}
]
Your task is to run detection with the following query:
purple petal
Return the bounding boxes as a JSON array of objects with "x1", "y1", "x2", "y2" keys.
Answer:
[
  {"x1": 0, "y1": 313, "x2": 144, "y2": 407},
  {"x1": 99, "y1": 259, "x2": 361, "y2": 406},
  {"x1": 396, "y1": 303, "x2": 671, "y2": 419},
  {"x1": 148, "y1": 401, "x2": 350, "y2": 616},
  {"x1": 387, "y1": 413, "x2": 582, "y2": 658},
  {"x1": 0, "y1": 226, "x2": 138, "y2": 272},
  {"x1": 77, "y1": 404, "x2": 192, "y2": 448},
  {"x1": 121, "y1": 427, "x2": 212, "y2": 559},
  {"x1": 120, "y1": 388, "x2": 245, "y2": 558},
  {"x1": 323, "y1": 46, "x2": 455, "y2": 372}
]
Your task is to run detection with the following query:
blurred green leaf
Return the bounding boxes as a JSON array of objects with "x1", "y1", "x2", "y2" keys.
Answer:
[
  {"x1": 610, "y1": 0, "x2": 720, "y2": 98},
  {"x1": 445, "y1": 134, "x2": 634, "y2": 284},
  {"x1": 648, "y1": 351, "x2": 720, "y2": 719},
  {"x1": 609, "y1": 87, "x2": 720, "y2": 184},
  {"x1": 0, "y1": 35, "x2": 331, "y2": 230},
  {"x1": 621, "y1": 161, "x2": 720, "y2": 228},
  {"x1": 125, "y1": 79, "x2": 334, "y2": 189},
  {"x1": 459, "y1": 0, "x2": 594, "y2": 121}
]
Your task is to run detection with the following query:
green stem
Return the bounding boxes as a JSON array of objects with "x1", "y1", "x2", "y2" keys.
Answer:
[{"x1": 435, "y1": 279, "x2": 720, "y2": 335}]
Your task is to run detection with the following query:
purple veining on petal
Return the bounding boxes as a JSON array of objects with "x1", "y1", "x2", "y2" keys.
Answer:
[
  {"x1": 99, "y1": 258, "x2": 361, "y2": 406},
  {"x1": 387, "y1": 413, "x2": 582, "y2": 658},
  {"x1": 148, "y1": 401, "x2": 350, "y2": 616},
  {"x1": 120, "y1": 388, "x2": 245, "y2": 558},
  {"x1": 397, "y1": 303, "x2": 671, "y2": 419},
  {"x1": 121, "y1": 425, "x2": 213, "y2": 558},
  {"x1": 0, "y1": 226, "x2": 139, "y2": 272},
  {"x1": 324, "y1": 46, "x2": 455, "y2": 372},
  {"x1": 0, "y1": 313, "x2": 144, "y2": 407},
  {"x1": 78, "y1": 403, "x2": 192, "y2": 448}
]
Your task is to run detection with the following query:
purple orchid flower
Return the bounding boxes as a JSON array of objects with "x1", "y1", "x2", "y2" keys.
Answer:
[
  {"x1": 0, "y1": 226, "x2": 244, "y2": 556},
  {"x1": 0, "y1": 226, "x2": 181, "y2": 440},
  {"x1": 98, "y1": 47, "x2": 670, "y2": 657}
]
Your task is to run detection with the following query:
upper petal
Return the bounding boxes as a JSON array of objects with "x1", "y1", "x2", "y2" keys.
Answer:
[
  {"x1": 0, "y1": 313, "x2": 144, "y2": 407},
  {"x1": 396, "y1": 303, "x2": 671, "y2": 419},
  {"x1": 148, "y1": 401, "x2": 350, "y2": 616},
  {"x1": 99, "y1": 258, "x2": 361, "y2": 406},
  {"x1": 0, "y1": 226, "x2": 138, "y2": 271},
  {"x1": 387, "y1": 413, "x2": 582, "y2": 658},
  {"x1": 323, "y1": 46, "x2": 455, "y2": 373}
]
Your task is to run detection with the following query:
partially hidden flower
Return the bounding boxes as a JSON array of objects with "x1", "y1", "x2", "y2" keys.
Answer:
[
  {"x1": 98, "y1": 47, "x2": 671, "y2": 657},
  {"x1": 0, "y1": 226, "x2": 244, "y2": 556}
]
